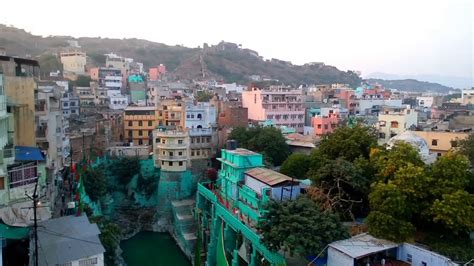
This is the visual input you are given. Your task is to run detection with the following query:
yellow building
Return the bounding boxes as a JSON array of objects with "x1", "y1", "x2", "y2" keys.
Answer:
[
  {"x1": 411, "y1": 131, "x2": 469, "y2": 156},
  {"x1": 158, "y1": 99, "x2": 185, "y2": 128},
  {"x1": 153, "y1": 128, "x2": 188, "y2": 171},
  {"x1": 124, "y1": 106, "x2": 161, "y2": 146},
  {"x1": 0, "y1": 56, "x2": 39, "y2": 146},
  {"x1": 60, "y1": 51, "x2": 87, "y2": 75}
]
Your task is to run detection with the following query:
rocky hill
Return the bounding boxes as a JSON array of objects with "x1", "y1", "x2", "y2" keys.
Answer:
[{"x1": 0, "y1": 25, "x2": 361, "y2": 86}]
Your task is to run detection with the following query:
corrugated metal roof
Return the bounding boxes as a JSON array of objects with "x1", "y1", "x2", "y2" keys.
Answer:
[
  {"x1": 15, "y1": 146, "x2": 45, "y2": 161},
  {"x1": 328, "y1": 233, "x2": 398, "y2": 259},
  {"x1": 37, "y1": 215, "x2": 105, "y2": 266},
  {"x1": 245, "y1": 167, "x2": 294, "y2": 186}
]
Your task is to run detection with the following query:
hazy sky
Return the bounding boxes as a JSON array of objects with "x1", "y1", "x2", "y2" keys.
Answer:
[{"x1": 1, "y1": 0, "x2": 472, "y2": 78}]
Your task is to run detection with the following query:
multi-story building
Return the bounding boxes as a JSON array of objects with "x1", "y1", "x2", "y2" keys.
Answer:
[
  {"x1": 185, "y1": 101, "x2": 218, "y2": 160},
  {"x1": 124, "y1": 106, "x2": 160, "y2": 146},
  {"x1": 158, "y1": 99, "x2": 186, "y2": 128},
  {"x1": 218, "y1": 106, "x2": 248, "y2": 129},
  {"x1": 61, "y1": 92, "x2": 80, "y2": 117},
  {"x1": 105, "y1": 53, "x2": 131, "y2": 77},
  {"x1": 149, "y1": 64, "x2": 166, "y2": 81},
  {"x1": 461, "y1": 89, "x2": 474, "y2": 105},
  {"x1": 129, "y1": 74, "x2": 147, "y2": 103},
  {"x1": 195, "y1": 145, "x2": 300, "y2": 265},
  {"x1": 312, "y1": 112, "x2": 340, "y2": 136},
  {"x1": 0, "y1": 55, "x2": 39, "y2": 146},
  {"x1": 185, "y1": 101, "x2": 217, "y2": 129},
  {"x1": 153, "y1": 127, "x2": 188, "y2": 171},
  {"x1": 60, "y1": 51, "x2": 87, "y2": 76},
  {"x1": 242, "y1": 86, "x2": 305, "y2": 132},
  {"x1": 377, "y1": 106, "x2": 418, "y2": 144},
  {"x1": 36, "y1": 82, "x2": 68, "y2": 175},
  {"x1": 411, "y1": 130, "x2": 469, "y2": 157},
  {"x1": 108, "y1": 94, "x2": 129, "y2": 110}
]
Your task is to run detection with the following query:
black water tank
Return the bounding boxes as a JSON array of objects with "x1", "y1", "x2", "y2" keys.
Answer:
[{"x1": 226, "y1": 140, "x2": 237, "y2": 150}]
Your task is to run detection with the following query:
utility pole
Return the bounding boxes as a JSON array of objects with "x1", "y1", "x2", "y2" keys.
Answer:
[{"x1": 25, "y1": 179, "x2": 43, "y2": 266}]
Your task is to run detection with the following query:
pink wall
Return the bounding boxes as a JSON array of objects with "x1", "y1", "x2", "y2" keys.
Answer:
[
  {"x1": 149, "y1": 67, "x2": 159, "y2": 81},
  {"x1": 312, "y1": 113, "x2": 340, "y2": 136},
  {"x1": 89, "y1": 67, "x2": 99, "y2": 80},
  {"x1": 242, "y1": 89, "x2": 266, "y2": 121}
]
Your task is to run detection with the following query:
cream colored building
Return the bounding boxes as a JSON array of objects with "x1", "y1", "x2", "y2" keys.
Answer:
[
  {"x1": 60, "y1": 51, "x2": 87, "y2": 75},
  {"x1": 411, "y1": 131, "x2": 469, "y2": 156},
  {"x1": 461, "y1": 89, "x2": 474, "y2": 105},
  {"x1": 377, "y1": 106, "x2": 418, "y2": 144},
  {"x1": 153, "y1": 128, "x2": 188, "y2": 172}
]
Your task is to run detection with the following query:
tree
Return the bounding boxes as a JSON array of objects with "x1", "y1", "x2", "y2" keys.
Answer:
[
  {"x1": 258, "y1": 196, "x2": 348, "y2": 256},
  {"x1": 280, "y1": 153, "x2": 310, "y2": 179},
  {"x1": 430, "y1": 190, "x2": 474, "y2": 235},
  {"x1": 457, "y1": 134, "x2": 474, "y2": 166},
  {"x1": 195, "y1": 90, "x2": 214, "y2": 102},
  {"x1": 73, "y1": 75, "x2": 92, "y2": 87},
  {"x1": 318, "y1": 125, "x2": 378, "y2": 162},
  {"x1": 90, "y1": 216, "x2": 122, "y2": 265},
  {"x1": 429, "y1": 152, "x2": 471, "y2": 196},
  {"x1": 370, "y1": 142, "x2": 424, "y2": 181},
  {"x1": 110, "y1": 157, "x2": 141, "y2": 185},
  {"x1": 366, "y1": 182, "x2": 415, "y2": 242},
  {"x1": 83, "y1": 167, "x2": 107, "y2": 201},
  {"x1": 228, "y1": 126, "x2": 290, "y2": 166},
  {"x1": 307, "y1": 157, "x2": 371, "y2": 219}
]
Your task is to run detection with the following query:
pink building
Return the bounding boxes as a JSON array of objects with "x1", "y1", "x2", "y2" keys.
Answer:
[
  {"x1": 311, "y1": 113, "x2": 340, "y2": 136},
  {"x1": 89, "y1": 67, "x2": 99, "y2": 80},
  {"x1": 149, "y1": 64, "x2": 166, "y2": 81},
  {"x1": 242, "y1": 86, "x2": 305, "y2": 132},
  {"x1": 335, "y1": 88, "x2": 357, "y2": 113}
]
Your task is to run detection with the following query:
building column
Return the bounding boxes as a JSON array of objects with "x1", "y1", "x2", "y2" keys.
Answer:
[
  {"x1": 206, "y1": 216, "x2": 219, "y2": 266},
  {"x1": 249, "y1": 247, "x2": 257, "y2": 266},
  {"x1": 231, "y1": 249, "x2": 239, "y2": 266}
]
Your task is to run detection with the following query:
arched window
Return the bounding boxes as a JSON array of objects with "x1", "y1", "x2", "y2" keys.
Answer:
[{"x1": 197, "y1": 114, "x2": 202, "y2": 119}]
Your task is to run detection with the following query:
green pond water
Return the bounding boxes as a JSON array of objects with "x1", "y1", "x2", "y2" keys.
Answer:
[{"x1": 121, "y1": 231, "x2": 191, "y2": 266}]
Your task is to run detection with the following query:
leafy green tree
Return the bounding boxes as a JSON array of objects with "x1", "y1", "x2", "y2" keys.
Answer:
[
  {"x1": 228, "y1": 126, "x2": 290, "y2": 166},
  {"x1": 258, "y1": 196, "x2": 348, "y2": 256},
  {"x1": 318, "y1": 125, "x2": 378, "y2": 161},
  {"x1": 457, "y1": 134, "x2": 474, "y2": 166},
  {"x1": 90, "y1": 216, "x2": 122, "y2": 265},
  {"x1": 136, "y1": 174, "x2": 157, "y2": 199},
  {"x1": 430, "y1": 190, "x2": 474, "y2": 235},
  {"x1": 73, "y1": 75, "x2": 92, "y2": 87},
  {"x1": 83, "y1": 167, "x2": 107, "y2": 201},
  {"x1": 280, "y1": 153, "x2": 310, "y2": 179},
  {"x1": 429, "y1": 152, "x2": 471, "y2": 196},
  {"x1": 371, "y1": 142, "x2": 424, "y2": 181},
  {"x1": 195, "y1": 90, "x2": 214, "y2": 102},
  {"x1": 110, "y1": 157, "x2": 141, "y2": 185},
  {"x1": 366, "y1": 182, "x2": 416, "y2": 242}
]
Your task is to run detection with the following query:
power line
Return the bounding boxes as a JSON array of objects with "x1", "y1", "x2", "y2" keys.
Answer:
[{"x1": 37, "y1": 227, "x2": 103, "y2": 246}]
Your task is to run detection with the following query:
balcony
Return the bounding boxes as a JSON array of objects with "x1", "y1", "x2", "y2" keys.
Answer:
[
  {"x1": 36, "y1": 127, "x2": 47, "y2": 142},
  {"x1": 155, "y1": 143, "x2": 187, "y2": 149},
  {"x1": 158, "y1": 155, "x2": 187, "y2": 161}
]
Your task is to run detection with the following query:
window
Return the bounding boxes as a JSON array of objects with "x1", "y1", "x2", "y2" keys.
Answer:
[
  {"x1": 57, "y1": 263, "x2": 72, "y2": 266},
  {"x1": 179, "y1": 161, "x2": 183, "y2": 166},
  {"x1": 317, "y1": 124, "x2": 321, "y2": 129},
  {"x1": 191, "y1": 151, "x2": 195, "y2": 156},
  {"x1": 139, "y1": 121, "x2": 143, "y2": 126},
  {"x1": 162, "y1": 151, "x2": 165, "y2": 155},
  {"x1": 161, "y1": 139, "x2": 166, "y2": 144},
  {"x1": 128, "y1": 131, "x2": 132, "y2": 137},
  {"x1": 324, "y1": 124, "x2": 328, "y2": 130},
  {"x1": 138, "y1": 139, "x2": 143, "y2": 145},
  {"x1": 421, "y1": 262, "x2": 427, "y2": 266},
  {"x1": 197, "y1": 138, "x2": 200, "y2": 143},
  {"x1": 128, "y1": 121, "x2": 133, "y2": 126},
  {"x1": 0, "y1": 177, "x2": 4, "y2": 189},
  {"x1": 406, "y1": 254, "x2": 412, "y2": 263},
  {"x1": 169, "y1": 152, "x2": 173, "y2": 157},
  {"x1": 437, "y1": 152, "x2": 442, "y2": 157},
  {"x1": 432, "y1": 139, "x2": 438, "y2": 146},
  {"x1": 197, "y1": 114, "x2": 202, "y2": 119},
  {"x1": 148, "y1": 130, "x2": 152, "y2": 137},
  {"x1": 390, "y1": 121, "x2": 399, "y2": 128},
  {"x1": 254, "y1": 94, "x2": 257, "y2": 104},
  {"x1": 79, "y1": 257, "x2": 98, "y2": 266},
  {"x1": 161, "y1": 161, "x2": 165, "y2": 165},
  {"x1": 138, "y1": 130, "x2": 143, "y2": 136},
  {"x1": 379, "y1": 133, "x2": 386, "y2": 139},
  {"x1": 148, "y1": 121, "x2": 152, "y2": 126},
  {"x1": 169, "y1": 162, "x2": 173, "y2": 166},
  {"x1": 197, "y1": 150, "x2": 200, "y2": 156},
  {"x1": 178, "y1": 140, "x2": 183, "y2": 144},
  {"x1": 8, "y1": 162, "x2": 38, "y2": 188},
  {"x1": 178, "y1": 152, "x2": 183, "y2": 156}
]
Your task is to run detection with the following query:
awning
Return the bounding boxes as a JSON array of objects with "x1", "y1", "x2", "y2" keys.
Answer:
[
  {"x1": 0, "y1": 223, "x2": 30, "y2": 239},
  {"x1": 14, "y1": 146, "x2": 45, "y2": 161}
]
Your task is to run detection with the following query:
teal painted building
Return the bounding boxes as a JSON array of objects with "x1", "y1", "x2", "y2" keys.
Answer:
[{"x1": 196, "y1": 147, "x2": 300, "y2": 266}]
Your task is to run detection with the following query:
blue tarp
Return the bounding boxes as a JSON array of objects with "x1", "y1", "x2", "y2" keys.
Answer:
[{"x1": 15, "y1": 146, "x2": 45, "y2": 161}]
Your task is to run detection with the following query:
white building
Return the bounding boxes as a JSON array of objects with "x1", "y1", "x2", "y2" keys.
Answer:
[
  {"x1": 416, "y1": 96, "x2": 434, "y2": 108},
  {"x1": 185, "y1": 101, "x2": 217, "y2": 129},
  {"x1": 377, "y1": 106, "x2": 418, "y2": 144},
  {"x1": 108, "y1": 94, "x2": 129, "y2": 110},
  {"x1": 36, "y1": 83, "x2": 69, "y2": 173},
  {"x1": 327, "y1": 233, "x2": 457, "y2": 266},
  {"x1": 356, "y1": 99, "x2": 403, "y2": 115},
  {"x1": 461, "y1": 89, "x2": 474, "y2": 105}
]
